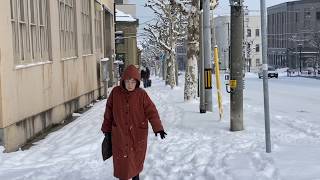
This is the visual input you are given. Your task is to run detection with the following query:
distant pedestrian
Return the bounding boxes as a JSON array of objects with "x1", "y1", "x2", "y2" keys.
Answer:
[
  {"x1": 145, "y1": 67, "x2": 151, "y2": 87},
  {"x1": 101, "y1": 65, "x2": 167, "y2": 180},
  {"x1": 287, "y1": 69, "x2": 291, "y2": 77},
  {"x1": 145, "y1": 67, "x2": 150, "y2": 80},
  {"x1": 140, "y1": 68, "x2": 146, "y2": 80},
  {"x1": 140, "y1": 68, "x2": 147, "y2": 88}
]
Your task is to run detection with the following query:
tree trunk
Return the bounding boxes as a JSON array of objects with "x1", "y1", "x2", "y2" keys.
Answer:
[
  {"x1": 184, "y1": 2, "x2": 199, "y2": 101},
  {"x1": 184, "y1": 44, "x2": 198, "y2": 100},
  {"x1": 176, "y1": 57, "x2": 179, "y2": 86},
  {"x1": 165, "y1": 56, "x2": 169, "y2": 85},
  {"x1": 167, "y1": 52, "x2": 176, "y2": 88}
]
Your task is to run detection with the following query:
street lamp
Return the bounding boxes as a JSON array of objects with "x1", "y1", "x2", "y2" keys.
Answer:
[{"x1": 298, "y1": 43, "x2": 303, "y2": 74}]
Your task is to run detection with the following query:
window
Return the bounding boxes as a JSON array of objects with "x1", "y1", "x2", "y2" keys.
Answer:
[
  {"x1": 39, "y1": 0, "x2": 49, "y2": 60},
  {"x1": 82, "y1": 0, "x2": 93, "y2": 54},
  {"x1": 304, "y1": 8, "x2": 311, "y2": 28},
  {"x1": 95, "y1": 1, "x2": 102, "y2": 52},
  {"x1": 304, "y1": 8, "x2": 311, "y2": 18},
  {"x1": 30, "y1": 0, "x2": 38, "y2": 60},
  {"x1": 59, "y1": 0, "x2": 77, "y2": 58},
  {"x1": 247, "y1": 29, "x2": 251, "y2": 37},
  {"x1": 255, "y1": 29, "x2": 260, "y2": 37},
  {"x1": 316, "y1": 12, "x2": 320, "y2": 20},
  {"x1": 256, "y1": 44, "x2": 260, "y2": 52},
  {"x1": 256, "y1": 59, "x2": 260, "y2": 66},
  {"x1": 10, "y1": 0, "x2": 50, "y2": 65}
]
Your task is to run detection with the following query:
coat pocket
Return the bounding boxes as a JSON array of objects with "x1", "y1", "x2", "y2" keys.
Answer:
[{"x1": 138, "y1": 121, "x2": 148, "y2": 129}]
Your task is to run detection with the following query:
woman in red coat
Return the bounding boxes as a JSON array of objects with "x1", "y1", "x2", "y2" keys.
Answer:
[{"x1": 101, "y1": 65, "x2": 167, "y2": 180}]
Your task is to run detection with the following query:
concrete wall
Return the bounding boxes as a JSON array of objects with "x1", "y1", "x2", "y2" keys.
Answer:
[
  {"x1": 0, "y1": 0, "x2": 115, "y2": 152},
  {"x1": 0, "y1": 40, "x2": 3, "y2": 132},
  {"x1": 103, "y1": 10, "x2": 115, "y2": 86}
]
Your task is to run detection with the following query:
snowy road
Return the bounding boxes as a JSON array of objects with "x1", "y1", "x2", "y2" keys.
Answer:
[{"x1": 1, "y1": 74, "x2": 320, "y2": 180}]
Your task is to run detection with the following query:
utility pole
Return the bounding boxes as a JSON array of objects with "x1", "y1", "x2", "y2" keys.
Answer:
[
  {"x1": 227, "y1": 22, "x2": 230, "y2": 71},
  {"x1": 203, "y1": 0, "x2": 213, "y2": 112},
  {"x1": 260, "y1": 0, "x2": 271, "y2": 153},
  {"x1": 298, "y1": 44, "x2": 302, "y2": 74},
  {"x1": 199, "y1": 3, "x2": 206, "y2": 113},
  {"x1": 230, "y1": 0, "x2": 244, "y2": 131}
]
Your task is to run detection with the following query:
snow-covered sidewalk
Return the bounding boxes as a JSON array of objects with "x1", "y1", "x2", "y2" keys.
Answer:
[{"x1": 1, "y1": 74, "x2": 320, "y2": 180}]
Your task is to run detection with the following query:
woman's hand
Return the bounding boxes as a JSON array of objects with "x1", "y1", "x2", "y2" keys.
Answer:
[{"x1": 155, "y1": 130, "x2": 167, "y2": 139}]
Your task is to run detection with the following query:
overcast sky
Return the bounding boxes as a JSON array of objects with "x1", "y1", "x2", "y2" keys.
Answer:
[
  {"x1": 128, "y1": 0, "x2": 298, "y2": 37},
  {"x1": 129, "y1": 0, "x2": 298, "y2": 20}
]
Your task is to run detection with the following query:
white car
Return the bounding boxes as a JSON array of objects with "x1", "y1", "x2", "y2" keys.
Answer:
[{"x1": 258, "y1": 66, "x2": 278, "y2": 78}]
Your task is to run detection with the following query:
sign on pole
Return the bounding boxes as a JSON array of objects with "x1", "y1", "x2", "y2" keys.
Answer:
[{"x1": 204, "y1": 68, "x2": 212, "y2": 89}]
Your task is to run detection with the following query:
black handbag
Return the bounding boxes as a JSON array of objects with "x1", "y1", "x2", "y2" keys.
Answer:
[{"x1": 102, "y1": 133, "x2": 112, "y2": 161}]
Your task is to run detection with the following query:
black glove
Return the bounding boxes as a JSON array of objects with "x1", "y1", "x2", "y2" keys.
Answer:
[
  {"x1": 104, "y1": 132, "x2": 112, "y2": 141},
  {"x1": 155, "y1": 130, "x2": 167, "y2": 139}
]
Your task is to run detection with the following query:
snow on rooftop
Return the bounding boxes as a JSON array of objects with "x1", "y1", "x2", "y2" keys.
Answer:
[{"x1": 116, "y1": 9, "x2": 137, "y2": 22}]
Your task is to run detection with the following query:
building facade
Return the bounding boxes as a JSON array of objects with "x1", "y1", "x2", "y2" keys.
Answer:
[
  {"x1": 0, "y1": 0, "x2": 115, "y2": 152},
  {"x1": 244, "y1": 15, "x2": 262, "y2": 72},
  {"x1": 214, "y1": 15, "x2": 262, "y2": 72},
  {"x1": 115, "y1": 9, "x2": 138, "y2": 73},
  {"x1": 267, "y1": 0, "x2": 320, "y2": 70}
]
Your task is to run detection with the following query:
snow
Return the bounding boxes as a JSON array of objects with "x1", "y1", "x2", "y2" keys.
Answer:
[
  {"x1": 72, "y1": 113, "x2": 82, "y2": 117},
  {"x1": 1, "y1": 73, "x2": 320, "y2": 180},
  {"x1": 15, "y1": 61, "x2": 52, "y2": 69},
  {"x1": 116, "y1": 9, "x2": 137, "y2": 22}
]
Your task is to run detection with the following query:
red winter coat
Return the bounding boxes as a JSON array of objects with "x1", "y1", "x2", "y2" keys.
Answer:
[{"x1": 101, "y1": 65, "x2": 164, "y2": 179}]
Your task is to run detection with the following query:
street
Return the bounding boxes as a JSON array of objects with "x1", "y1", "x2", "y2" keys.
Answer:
[{"x1": 0, "y1": 74, "x2": 320, "y2": 180}]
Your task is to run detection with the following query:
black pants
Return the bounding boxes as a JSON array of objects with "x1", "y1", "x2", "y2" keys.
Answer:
[
  {"x1": 132, "y1": 174, "x2": 139, "y2": 180},
  {"x1": 143, "y1": 79, "x2": 148, "y2": 88}
]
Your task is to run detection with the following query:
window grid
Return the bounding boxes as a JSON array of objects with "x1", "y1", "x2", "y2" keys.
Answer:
[
  {"x1": 95, "y1": 2, "x2": 102, "y2": 53},
  {"x1": 59, "y1": 0, "x2": 77, "y2": 58},
  {"x1": 255, "y1": 29, "x2": 260, "y2": 37},
  {"x1": 81, "y1": 0, "x2": 93, "y2": 55},
  {"x1": 10, "y1": 0, "x2": 50, "y2": 65},
  {"x1": 256, "y1": 44, "x2": 260, "y2": 52},
  {"x1": 256, "y1": 59, "x2": 260, "y2": 66},
  {"x1": 247, "y1": 29, "x2": 251, "y2": 37}
]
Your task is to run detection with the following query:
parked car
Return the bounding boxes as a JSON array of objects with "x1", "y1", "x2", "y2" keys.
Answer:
[
  {"x1": 302, "y1": 67, "x2": 316, "y2": 75},
  {"x1": 258, "y1": 66, "x2": 278, "y2": 78}
]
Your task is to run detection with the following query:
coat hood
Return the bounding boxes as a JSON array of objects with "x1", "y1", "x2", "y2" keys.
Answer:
[{"x1": 121, "y1": 65, "x2": 141, "y2": 88}]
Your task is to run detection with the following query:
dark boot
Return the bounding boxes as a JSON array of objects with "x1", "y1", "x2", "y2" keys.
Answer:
[{"x1": 132, "y1": 174, "x2": 139, "y2": 180}]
